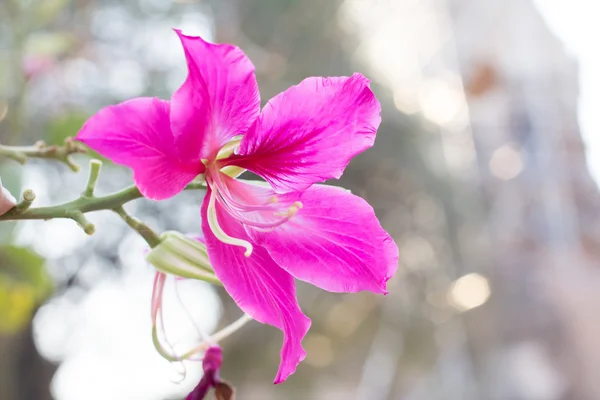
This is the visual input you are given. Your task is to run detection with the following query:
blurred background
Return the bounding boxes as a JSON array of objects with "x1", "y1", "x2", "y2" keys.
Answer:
[{"x1": 1, "y1": 0, "x2": 600, "y2": 399}]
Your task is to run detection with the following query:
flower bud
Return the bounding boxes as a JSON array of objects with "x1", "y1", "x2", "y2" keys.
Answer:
[
  {"x1": 146, "y1": 231, "x2": 220, "y2": 284},
  {"x1": 186, "y1": 346, "x2": 235, "y2": 400}
]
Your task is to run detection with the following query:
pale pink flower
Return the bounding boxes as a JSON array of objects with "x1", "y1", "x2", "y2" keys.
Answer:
[
  {"x1": 22, "y1": 55, "x2": 55, "y2": 81},
  {"x1": 0, "y1": 177, "x2": 16, "y2": 215},
  {"x1": 76, "y1": 30, "x2": 398, "y2": 383}
]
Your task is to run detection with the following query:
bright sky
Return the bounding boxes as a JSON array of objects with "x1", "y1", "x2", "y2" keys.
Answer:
[
  {"x1": 31, "y1": 230, "x2": 222, "y2": 400},
  {"x1": 533, "y1": 0, "x2": 600, "y2": 185}
]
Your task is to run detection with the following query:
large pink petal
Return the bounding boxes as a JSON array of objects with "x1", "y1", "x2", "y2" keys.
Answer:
[
  {"x1": 201, "y1": 188, "x2": 311, "y2": 383},
  {"x1": 76, "y1": 97, "x2": 202, "y2": 200},
  {"x1": 252, "y1": 184, "x2": 398, "y2": 294},
  {"x1": 231, "y1": 73, "x2": 381, "y2": 193},
  {"x1": 171, "y1": 30, "x2": 260, "y2": 161}
]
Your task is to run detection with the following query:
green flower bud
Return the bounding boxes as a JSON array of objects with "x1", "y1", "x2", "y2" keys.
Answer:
[{"x1": 146, "y1": 231, "x2": 221, "y2": 285}]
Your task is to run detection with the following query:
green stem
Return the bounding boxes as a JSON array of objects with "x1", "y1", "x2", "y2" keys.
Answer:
[
  {"x1": 0, "y1": 152, "x2": 206, "y2": 246},
  {"x1": 0, "y1": 181, "x2": 206, "y2": 222},
  {"x1": 11, "y1": 189, "x2": 35, "y2": 214},
  {"x1": 0, "y1": 180, "x2": 207, "y2": 246},
  {"x1": 0, "y1": 138, "x2": 88, "y2": 171},
  {"x1": 69, "y1": 210, "x2": 95, "y2": 235},
  {"x1": 83, "y1": 159, "x2": 102, "y2": 197},
  {"x1": 113, "y1": 205, "x2": 161, "y2": 248},
  {"x1": 0, "y1": 185, "x2": 143, "y2": 220}
]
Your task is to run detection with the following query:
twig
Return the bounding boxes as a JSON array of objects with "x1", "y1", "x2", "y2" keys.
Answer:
[
  {"x1": 82, "y1": 159, "x2": 102, "y2": 197},
  {"x1": 113, "y1": 205, "x2": 161, "y2": 248},
  {"x1": 0, "y1": 180, "x2": 205, "y2": 222},
  {"x1": 69, "y1": 210, "x2": 96, "y2": 235},
  {"x1": 0, "y1": 160, "x2": 206, "y2": 243},
  {"x1": 11, "y1": 189, "x2": 35, "y2": 214},
  {"x1": 0, "y1": 137, "x2": 88, "y2": 171}
]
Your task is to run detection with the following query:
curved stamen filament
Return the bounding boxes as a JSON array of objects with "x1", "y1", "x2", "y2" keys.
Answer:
[
  {"x1": 151, "y1": 272, "x2": 253, "y2": 363},
  {"x1": 209, "y1": 171, "x2": 303, "y2": 231},
  {"x1": 151, "y1": 272, "x2": 181, "y2": 361},
  {"x1": 212, "y1": 172, "x2": 275, "y2": 212},
  {"x1": 206, "y1": 187, "x2": 253, "y2": 257},
  {"x1": 215, "y1": 193, "x2": 298, "y2": 231},
  {"x1": 151, "y1": 272, "x2": 166, "y2": 322}
]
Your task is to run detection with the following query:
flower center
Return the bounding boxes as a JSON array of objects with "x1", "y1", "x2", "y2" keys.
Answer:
[
  {"x1": 204, "y1": 164, "x2": 302, "y2": 257},
  {"x1": 206, "y1": 183, "x2": 254, "y2": 256},
  {"x1": 215, "y1": 136, "x2": 242, "y2": 160}
]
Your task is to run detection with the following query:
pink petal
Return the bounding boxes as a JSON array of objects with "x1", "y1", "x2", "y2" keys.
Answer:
[
  {"x1": 201, "y1": 187, "x2": 311, "y2": 383},
  {"x1": 171, "y1": 30, "x2": 260, "y2": 161},
  {"x1": 232, "y1": 73, "x2": 381, "y2": 193},
  {"x1": 252, "y1": 184, "x2": 398, "y2": 294},
  {"x1": 0, "y1": 177, "x2": 16, "y2": 215},
  {"x1": 76, "y1": 97, "x2": 202, "y2": 200}
]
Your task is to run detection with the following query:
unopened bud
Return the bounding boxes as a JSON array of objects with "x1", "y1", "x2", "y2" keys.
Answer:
[{"x1": 146, "y1": 231, "x2": 220, "y2": 284}]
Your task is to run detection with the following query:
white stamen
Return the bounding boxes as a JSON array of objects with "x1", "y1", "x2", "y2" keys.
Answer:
[{"x1": 207, "y1": 188, "x2": 253, "y2": 257}]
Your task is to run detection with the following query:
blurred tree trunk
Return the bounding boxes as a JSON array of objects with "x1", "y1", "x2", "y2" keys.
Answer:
[
  {"x1": 0, "y1": 322, "x2": 55, "y2": 400},
  {"x1": 451, "y1": 0, "x2": 595, "y2": 398}
]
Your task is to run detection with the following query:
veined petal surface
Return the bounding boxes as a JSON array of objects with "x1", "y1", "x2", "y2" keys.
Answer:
[
  {"x1": 201, "y1": 187, "x2": 311, "y2": 383},
  {"x1": 76, "y1": 97, "x2": 202, "y2": 200},
  {"x1": 171, "y1": 30, "x2": 260, "y2": 161},
  {"x1": 233, "y1": 73, "x2": 381, "y2": 193}
]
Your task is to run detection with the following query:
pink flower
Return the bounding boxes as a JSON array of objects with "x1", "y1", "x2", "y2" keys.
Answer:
[
  {"x1": 0, "y1": 177, "x2": 16, "y2": 216},
  {"x1": 76, "y1": 30, "x2": 398, "y2": 383}
]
